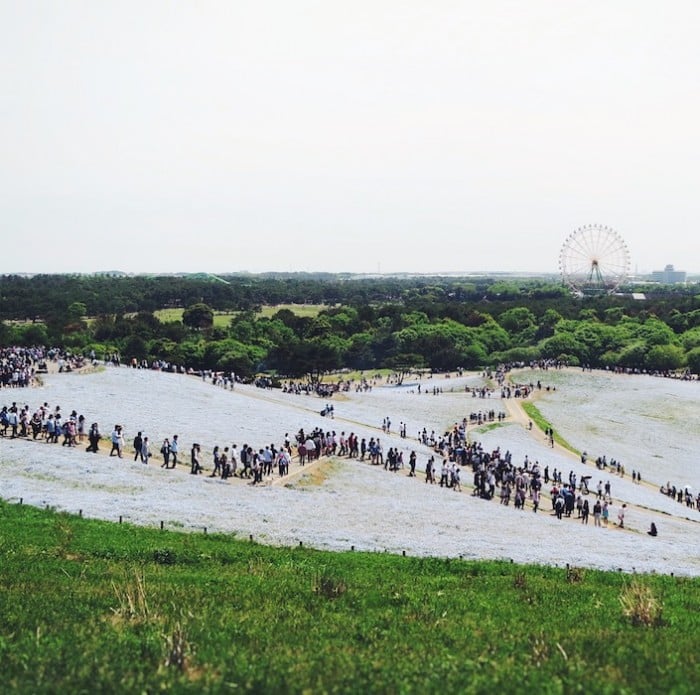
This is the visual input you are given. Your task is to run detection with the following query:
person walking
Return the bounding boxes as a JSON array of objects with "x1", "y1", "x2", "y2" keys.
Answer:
[
  {"x1": 86, "y1": 422, "x2": 100, "y2": 453},
  {"x1": 581, "y1": 499, "x2": 590, "y2": 524},
  {"x1": 190, "y1": 443, "x2": 202, "y2": 475},
  {"x1": 593, "y1": 499, "x2": 602, "y2": 527},
  {"x1": 140, "y1": 436, "x2": 150, "y2": 463},
  {"x1": 110, "y1": 425, "x2": 124, "y2": 457},
  {"x1": 170, "y1": 435, "x2": 179, "y2": 468},
  {"x1": 408, "y1": 451, "x2": 417, "y2": 477},
  {"x1": 617, "y1": 504, "x2": 626, "y2": 529},
  {"x1": 133, "y1": 431, "x2": 143, "y2": 462},
  {"x1": 160, "y1": 438, "x2": 171, "y2": 468}
]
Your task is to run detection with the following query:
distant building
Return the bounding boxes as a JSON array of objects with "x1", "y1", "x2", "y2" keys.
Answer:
[{"x1": 651, "y1": 264, "x2": 686, "y2": 284}]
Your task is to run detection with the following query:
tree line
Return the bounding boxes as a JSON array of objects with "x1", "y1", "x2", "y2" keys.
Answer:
[{"x1": 2, "y1": 274, "x2": 700, "y2": 380}]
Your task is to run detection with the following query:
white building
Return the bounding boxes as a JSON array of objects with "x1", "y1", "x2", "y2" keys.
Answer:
[{"x1": 651, "y1": 264, "x2": 686, "y2": 284}]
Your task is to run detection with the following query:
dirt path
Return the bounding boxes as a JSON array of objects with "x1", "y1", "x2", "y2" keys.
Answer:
[{"x1": 500, "y1": 375, "x2": 699, "y2": 528}]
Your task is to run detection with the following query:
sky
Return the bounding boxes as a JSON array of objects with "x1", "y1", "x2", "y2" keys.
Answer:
[{"x1": 2, "y1": 1, "x2": 699, "y2": 276}]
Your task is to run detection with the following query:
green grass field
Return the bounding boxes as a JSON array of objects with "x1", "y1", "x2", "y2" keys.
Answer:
[
  {"x1": 153, "y1": 307, "x2": 236, "y2": 328},
  {"x1": 153, "y1": 303, "x2": 326, "y2": 326},
  {"x1": 1, "y1": 501, "x2": 697, "y2": 693}
]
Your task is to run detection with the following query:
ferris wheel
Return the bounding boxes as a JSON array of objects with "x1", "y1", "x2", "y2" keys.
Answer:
[{"x1": 559, "y1": 224, "x2": 631, "y2": 295}]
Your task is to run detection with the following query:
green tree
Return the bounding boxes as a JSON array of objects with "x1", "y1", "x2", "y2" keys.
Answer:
[
  {"x1": 634, "y1": 318, "x2": 676, "y2": 347},
  {"x1": 679, "y1": 327, "x2": 700, "y2": 351},
  {"x1": 460, "y1": 343, "x2": 488, "y2": 369},
  {"x1": 485, "y1": 282, "x2": 522, "y2": 299},
  {"x1": 492, "y1": 346, "x2": 541, "y2": 364},
  {"x1": 123, "y1": 335, "x2": 148, "y2": 362},
  {"x1": 383, "y1": 353, "x2": 426, "y2": 385},
  {"x1": 15, "y1": 323, "x2": 49, "y2": 346},
  {"x1": 497, "y1": 307, "x2": 536, "y2": 334},
  {"x1": 617, "y1": 342, "x2": 647, "y2": 368},
  {"x1": 685, "y1": 347, "x2": 700, "y2": 375},
  {"x1": 182, "y1": 303, "x2": 214, "y2": 330},
  {"x1": 67, "y1": 301, "x2": 88, "y2": 321},
  {"x1": 230, "y1": 316, "x2": 256, "y2": 343},
  {"x1": 93, "y1": 315, "x2": 116, "y2": 341},
  {"x1": 170, "y1": 339, "x2": 206, "y2": 369},
  {"x1": 578, "y1": 308, "x2": 598, "y2": 321},
  {"x1": 645, "y1": 344, "x2": 685, "y2": 371},
  {"x1": 345, "y1": 332, "x2": 376, "y2": 370},
  {"x1": 535, "y1": 309, "x2": 563, "y2": 340},
  {"x1": 301, "y1": 336, "x2": 347, "y2": 385},
  {"x1": 0, "y1": 321, "x2": 15, "y2": 346},
  {"x1": 540, "y1": 333, "x2": 584, "y2": 361},
  {"x1": 603, "y1": 307, "x2": 625, "y2": 324},
  {"x1": 476, "y1": 319, "x2": 511, "y2": 353}
]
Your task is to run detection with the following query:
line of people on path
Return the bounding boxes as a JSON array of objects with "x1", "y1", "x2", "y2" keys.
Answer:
[
  {"x1": 1, "y1": 400, "x2": 89, "y2": 446},
  {"x1": 660, "y1": 482, "x2": 700, "y2": 509},
  {"x1": 0, "y1": 390, "x2": 339, "y2": 488},
  {"x1": 342, "y1": 414, "x2": 668, "y2": 532}
]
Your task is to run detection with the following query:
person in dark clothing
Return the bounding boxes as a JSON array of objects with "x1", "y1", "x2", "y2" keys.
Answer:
[
  {"x1": 86, "y1": 423, "x2": 100, "y2": 453},
  {"x1": 190, "y1": 443, "x2": 203, "y2": 475},
  {"x1": 133, "y1": 432, "x2": 143, "y2": 461}
]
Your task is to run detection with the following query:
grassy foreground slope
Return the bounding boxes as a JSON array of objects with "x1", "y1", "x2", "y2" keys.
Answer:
[{"x1": 0, "y1": 502, "x2": 698, "y2": 694}]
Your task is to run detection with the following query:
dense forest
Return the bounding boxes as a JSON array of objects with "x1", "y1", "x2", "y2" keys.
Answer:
[{"x1": 2, "y1": 274, "x2": 700, "y2": 379}]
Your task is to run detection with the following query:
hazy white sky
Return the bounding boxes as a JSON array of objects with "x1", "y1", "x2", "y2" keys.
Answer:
[{"x1": 2, "y1": 1, "x2": 699, "y2": 275}]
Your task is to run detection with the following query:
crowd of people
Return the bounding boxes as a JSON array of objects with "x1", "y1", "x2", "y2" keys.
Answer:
[
  {"x1": 660, "y1": 482, "x2": 699, "y2": 509},
  {"x1": 0, "y1": 387, "x2": 342, "y2": 489},
  {"x1": 0, "y1": 399, "x2": 90, "y2": 447},
  {"x1": 3, "y1": 348, "x2": 699, "y2": 535},
  {"x1": 317, "y1": 400, "x2": 700, "y2": 535},
  {"x1": 0, "y1": 346, "x2": 45, "y2": 388},
  {"x1": 0, "y1": 346, "x2": 92, "y2": 389}
]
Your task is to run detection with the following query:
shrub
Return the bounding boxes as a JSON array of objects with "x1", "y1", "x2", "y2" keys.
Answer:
[
  {"x1": 619, "y1": 580, "x2": 663, "y2": 626},
  {"x1": 566, "y1": 565, "x2": 585, "y2": 584},
  {"x1": 153, "y1": 548, "x2": 177, "y2": 565},
  {"x1": 313, "y1": 573, "x2": 347, "y2": 599}
]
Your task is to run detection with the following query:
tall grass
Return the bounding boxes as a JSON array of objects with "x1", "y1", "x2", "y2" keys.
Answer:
[{"x1": 0, "y1": 500, "x2": 697, "y2": 693}]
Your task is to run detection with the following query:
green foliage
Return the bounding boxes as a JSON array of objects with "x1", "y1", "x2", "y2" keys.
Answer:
[
  {"x1": 0, "y1": 502, "x2": 697, "y2": 693},
  {"x1": 3, "y1": 276, "x2": 700, "y2": 376},
  {"x1": 13, "y1": 322, "x2": 49, "y2": 346},
  {"x1": 679, "y1": 326, "x2": 700, "y2": 350},
  {"x1": 123, "y1": 335, "x2": 148, "y2": 362},
  {"x1": 477, "y1": 318, "x2": 511, "y2": 353},
  {"x1": 685, "y1": 347, "x2": 700, "y2": 375},
  {"x1": 485, "y1": 281, "x2": 523, "y2": 299},
  {"x1": 497, "y1": 307, "x2": 536, "y2": 333},
  {"x1": 203, "y1": 339, "x2": 263, "y2": 376},
  {"x1": 491, "y1": 346, "x2": 541, "y2": 364},
  {"x1": 345, "y1": 332, "x2": 376, "y2": 370},
  {"x1": 645, "y1": 344, "x2": 685, "y2": 372},
  {"x1": 617, "y1": 341, "x2": 647, "y2": 368},
  {"x1": 382, "y1": 353, "x2": 426, "y2": 384},
  {"x1": 634, "y1": 318, "x2": 677, "y2": 347},
  {"x1": 182, "y1": 303, "x2": 214, "y2": 330},
  {"x1": 67, "y1": 301, "x2": 88, "y2": 320},
  {"x1": 540, "y1": 332, "x2": 583, "y2": 362}
]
